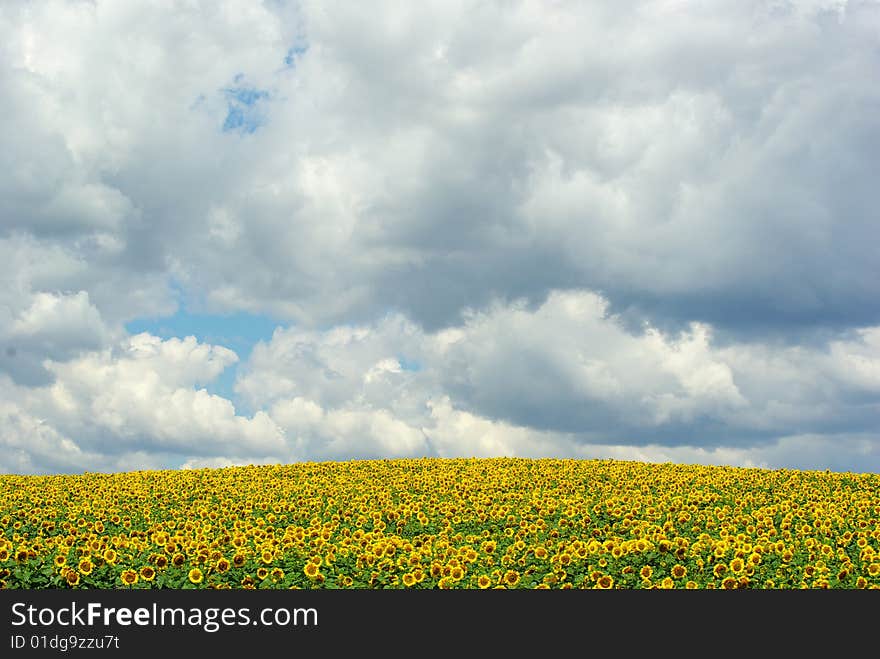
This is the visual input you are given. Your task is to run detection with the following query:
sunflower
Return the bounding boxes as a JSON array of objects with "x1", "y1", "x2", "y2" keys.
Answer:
[
  {"x1": 155, "y1": 555, "x2": 168, "y2": 569},
  {"x1": 730, "y1": 558, "x2": 744, "y2": 574},
  {"x1": 856, "y1": 577, "x2": 868, "y2": 589},
  {"x1": 451, "y1": 566, "x2": 464, "y2": 581},
  {"x1": 685, "y1": 580, "x2": 698, "y2": 589},
  {"x1": 640, "y1": 565, "x2": 653, "y2": 580},
  {"x1": 188, "y1": 568, "x2": 204, "y2": 584},
  {"x1": 271, "y1": 567, "x2": 285, "y2": 581},
  {"x1": 671, "y1": 564, "x2": 687, "y2": 579},
  {"x1": 868, "y1": 564, "x2": 880, "y2": 577},
  {"x1": 171, "y1": 553, "x2": 185, "y2": 568},
  {"x1": 232, "y1": 553, "x2": 246, "y2": 568},
  {"x1": 140, "y1": 566, "x2": 156, "y2": 581},
  {"x1": 260, "y1": 549, "x2": 274, "y2": 565},
  {"x1": 713, "y1": 563, "x2": 727, "y2": 578},
  {"x1": 77, "y1": 558, "x2": 94, "y2": 576},
  {"x1": 504, "y1": 570, "x2": 520, "y2": 587},
  {"x1": 721, "y1": 577, "x2": 737, "y2": 590},
  {"x1": 402, "y1": 573, "x2": 417, "y2": 587},
  {"x1": 304, "y1": 562, "x2": 320, "y2": 578},
  {"x1": 477, "y1": 575, "x2": 492, "y2": 589},
  {"x1": 120, "y1": 570, "x2": 138, "y2": 586},
  {"x1": 53, "y1": 555, "x2": 67, "y2": 568},
  {"x1": 596, "y1": 575, "x2": 613, "y2": 589},
  {"x1": 256, "y1": 567, "x2": 269, "y2": 580},
  {"x1": 103, "y1": 549, "x2": 118, "y2": 565},
  {"x1": 66, "y1": 570, "x2": 81, "y2": 586}
]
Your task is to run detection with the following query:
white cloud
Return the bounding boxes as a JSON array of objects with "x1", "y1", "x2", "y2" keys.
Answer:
[
  {"x1": 10, "y1": 291, "x2": 110, "y2": 348},
  {"x1": 2, "y1": 287, "x2": 879, "y2": 473},
  {"x1": 828, "y1": 327, "x2": 880, "y2": 392},
  {"x1": 1, "y1": 1, "x2": 878, "y2": 472},
  {"x1": 269, "y1": 396, "x2": 426, "y2": 460},
  {"x1": 0, "y1": 332, "x2": 288, "y2": 472},
  {"x1": 424, "y1": 395, "x2": 572, "y2": 459},
  {"x1": 4, "y1": 0, "x2": 873, "y2": 334},
  {"x1": 232, "y1": 289, "x2": 880, "y2": 469},
  {"x1": 236, "y1": 314, "x2": 426, "y2": 413},
  {"x1": 0, "y1": 282, "x2": 119, "y2": 386},
  {"x1": 120, "y1": 333, "x2": 238, "y2": 388},
  {"x1": 0, "y1": 401, "x2": 93, "y2": 475},
  {"x1": 430, "y1": 291, "x2": 752, "y2": 432},
  {"x1": 0, "y1": 400, "x2": 180, "y2": 476}
]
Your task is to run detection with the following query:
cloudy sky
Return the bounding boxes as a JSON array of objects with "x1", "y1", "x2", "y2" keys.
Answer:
[{"x1": 1, "y1": 0, "x2": 879, "y2": 475}]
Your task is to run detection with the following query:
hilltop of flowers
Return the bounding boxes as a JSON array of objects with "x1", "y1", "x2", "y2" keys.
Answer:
[{"x1": 1, "y1": 458, "x2": 878, "y2": 589}]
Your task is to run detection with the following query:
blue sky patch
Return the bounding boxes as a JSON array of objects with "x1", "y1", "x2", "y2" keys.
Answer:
[
  {"x1": 398, "y1": 356, "x2": 422, "y2": 372},
  {"x1": 221, "y1": 80, "x2": 270, "y2": 134},
  {"x1": 284, "y1": 44, "x2": 309, "y2": 68}
]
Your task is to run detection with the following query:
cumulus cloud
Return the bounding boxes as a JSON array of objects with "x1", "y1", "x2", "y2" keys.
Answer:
[
  {"x1": 1, "y1": 289, "x2": 112, "y2": 385},
  {"x1": 4, "y1": 0, "x2": 877, "y2": 333},
  {"x1": 1, "y1": 1, "x2": 878, "y2": 472},
  {"x1": 0, "y1": 333, "x2": 288, "y2": 473},
  {"x1": 3, "y1": 288, "x2": 879, "y2": 473},
  {"x1": 270, "y1": 398, "x2": 427, "y2": 461},
  {"x1": 429, "y1": 292, "x2": 753, "y2": 438},
  {"x1": 231, "y1": 290, "x2": 880, "y2": 470},
  {"x1": 0, "y1": 401, "x2": 96, "y2": 475}
]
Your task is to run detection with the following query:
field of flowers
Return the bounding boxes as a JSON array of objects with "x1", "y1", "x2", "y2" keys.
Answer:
[{"x1": 1, "y1": 458, "x2": 879, "y2": 589}]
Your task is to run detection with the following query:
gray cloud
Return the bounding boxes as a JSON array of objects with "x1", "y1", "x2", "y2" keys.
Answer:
[
  {"x1": 5, "y1": 0, "x2": 878, "y2": 334},
  {"x1": 1, "y1": 1, "x2": 878, "y2": 472},
  {"x1": 228, "y1": 291, "x2": 880, "y2": 469}
]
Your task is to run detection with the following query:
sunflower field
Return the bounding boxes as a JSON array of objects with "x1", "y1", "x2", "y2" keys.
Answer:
[{"x1": 1, "y1": 458, "x2": 879, "y2": 589}]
